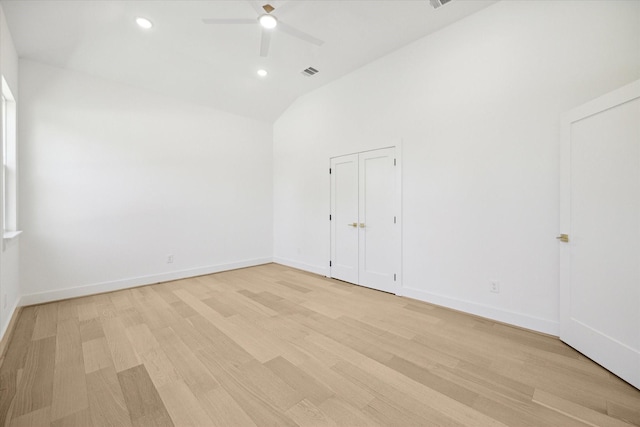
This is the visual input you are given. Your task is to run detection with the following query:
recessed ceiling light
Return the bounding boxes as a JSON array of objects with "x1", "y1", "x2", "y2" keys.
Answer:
[
  {"x1": 136, "y1": 17, "x2": 153, "y2": 29},
  {"x1": 257, "y1": 69, "x2": 268, "y2": 77},
  {"x1": 258, "y1": 14, "x2": 277, "y2": 29}
]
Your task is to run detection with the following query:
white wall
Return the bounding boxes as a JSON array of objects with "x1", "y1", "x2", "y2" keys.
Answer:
[
  {"x1": 19, "y1": 60, "x2": 273, "y2": 304},
  {"x1": 0, "y1": 5, "x2": 20, "y2": 340},
  {"x1": 273, "y1": 0, "x2": 640, "y2": 334}
]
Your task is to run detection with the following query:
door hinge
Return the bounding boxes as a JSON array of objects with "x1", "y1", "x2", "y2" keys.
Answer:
[
  {"x1": 394, "y1": 158, "x2": 396, "y2": 166},
  {"x1": 329, "y1": 168, "x2": 332, "y2": 174},
  {"x1": 394, "y1": 273, "x2": 397, "y2": 281},
  {"x1": 329, "y1": 214, "x2": 332, "y2": 221},
  {"x1": 329, "y1": 260, "x2": 332, "y2": 267},
  {"x1": 394, "y1": 216, "x2": 396, "y2": 224}
]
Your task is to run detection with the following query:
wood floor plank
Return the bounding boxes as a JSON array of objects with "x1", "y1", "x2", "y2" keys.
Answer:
[
  {"x1": 384, "y1": 354, "x2": 479, "y2": 406},
  {"x1": 607, "y1": 400, "x2": 640, "y2": 426},
  {"x1": 50, "y1": 317, "x2": 89, "y2": 422},
  {"x1": 0, "y1": 370, "x2": 19, "y2": 427},
  {"x1": 83, "y1": 337, "x2": 114, "y2": 374},
  {"x1": 1, "y1": 306, "x2": 37, "y2": 372},
  {"x1": 334, "y1": 359, "x2": 509, "y2": 427},
  {"x1": 3, "y1": 264, "x2": 639, "y2": 427},
  {"x1": 187, "y1": 315, "x2": 255, "y2": 366},
  {"x1": 129, "y1": 289, "x2": 174, "y2": 331},
  {"x1": 276, "y1": 279, "x2": 313, "y2": 294},
  {"x1": 194, "y1": 348, "x2": 299, "y2": 427},
  {"x1": 109, "y1": 291, "x2": 134, "y2": 311},
  {"x1": 533, "y1": 388, "x2": 633, "y2": 427},
  {"x1": 50, "y1": 364, "x2": 89, "y2": 423},
  {"x1": 125, "y1": 323, "x2": 161, "y2": 356},
  {"x1": 156, "y1": 380, "x2": 213, "y2": 426},
  {"x1": 117, "y1": 307, "x2": 144, "y2": 329},
  {"x1": 95, "y1": 298, "x2": 119, "y2": 320},
  {"x1": 364, "y1": 396, "x2": 454, "y2": 427},
  {"x1": 229, "y1": 358, "x2": 304, "y2": 411},
  {"x1": 55, "y1": 300, "x2": 79, "y2": 322},
  {"x1": 226, "y1": 313, "x2": 310, "y2": 365},
  {"x1": 297, "y1": 357, "x2": 376, "y2": 409},
  {"x1": 285, "y1": 398, "x2": 336, "y2": 427},
  {"x1": 168, "y1": 300, "x2": 197, "y2": 319},
  {"x1": 151, "y1": 284, "x2": 181, "y2": 306},
  {"x1": 126, "y1": 324, "x2": 180, "y2": 389},
  {"x1": 117, "y1": 364, "x2": 173, "y2": 427},
  {"x1": 77, "y1": 300, "x2": 99, "y2": 322},
  {"x1": 201, "y1": 293, "x2": 237, "y2": 317},
  {"x1": 471, "y1": 395, "x2": 591, "y2": 427},
  {"x1": 50, "y1": 408, "x2": 92, "y2": 427},
  {"x1": 436, "y1": 360, "x2": 535, "y2": 406},
  {"x1": 79, "y1": 318, "x2": 105, "y2": 343},
  {"x1": 217, "y1": 314, "x2": 284, "y2": 363},
  {"x1": 31, "y1": 304, "x2": 58, "y2": 340},
  {"x1": 264, "y1": 356, "x2": 334, "y2": 405},
  {"x1": 86, "y1": 366, "x2": 133, "y2": 427},
  {"x1": 195, "y1": 386, "x2": 258, "y2": 427},
  {"x1": 8, "y1": 406, "x2": 50, "y2": 427},
  {"x1": 102, "y1": 317, "x2": 140, "y2": 373},
  {"x1": 137, "y1": 348, "x2": 181, "y2": 390},
  {"x1": 151, "y1": 327, "x2": 219, "y2": 395},
  {"x1": 11, "y1": 336, "x2": 56, "y2": 417},
  {"x1": 225, "y1": 288, "x2": 280, "y2": 318},
  {"x1": 318, "y1": 397, "x2": 382, "y2": 427}
]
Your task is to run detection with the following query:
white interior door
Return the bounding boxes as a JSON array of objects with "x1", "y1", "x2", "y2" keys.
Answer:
[
  {"x1": 560, "y1": 79, "x2": 640, "y2": 389},
  {"x1": 330, "y1": 154, "x2": 359, "y2": 284},
  {"x1": 330, "y1": 147, "x2": 399, "y2": 293},
  {"x1": 359, "y1": 148, "x2": 397, "y2": 293}
]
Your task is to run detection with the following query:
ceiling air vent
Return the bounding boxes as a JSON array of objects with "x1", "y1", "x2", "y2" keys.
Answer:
[
  {"x1": 429, "y1": 0, "x2": 452, "y2": 9},
  {"x1": 301, "y1": 67, "x2": 319, "y2": 77}
]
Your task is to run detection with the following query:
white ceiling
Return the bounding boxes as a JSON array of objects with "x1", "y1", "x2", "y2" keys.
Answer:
[{"x1": 2, "y1": 0, "x2": 497, "y2": 122}]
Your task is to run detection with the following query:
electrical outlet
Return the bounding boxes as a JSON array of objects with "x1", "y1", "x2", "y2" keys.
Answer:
[
  {"x1": 490, "y1": 281, "x2": 500, "y2": 293},
  {"x1": 167, "y1": 255, "x2": 173, "y2": 264}
]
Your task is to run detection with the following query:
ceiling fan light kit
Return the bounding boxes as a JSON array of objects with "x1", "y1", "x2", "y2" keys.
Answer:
[
  {"x1": 135, "y1": 17, "x2": 153, "y2": 29},
  {"x1": 258, "y1": 14, "x2": 277, "y2": 29}
]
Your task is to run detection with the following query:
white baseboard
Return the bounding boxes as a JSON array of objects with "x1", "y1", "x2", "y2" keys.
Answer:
[
  {"x1": 399, "y1": 286, "x2": 559, "y2": 336},
  {"x1": 19, "y1": 257, "x2": 273, "y2": 306},
  {"x1": 273, "y1": 257, "x2": 328, "y2": 277},
  {"x1": 271, "y1": 260, "x2": 557, "y2": 336},
  {"x1": 17, "y1": 257, "x2": 559, "y2": 337}
]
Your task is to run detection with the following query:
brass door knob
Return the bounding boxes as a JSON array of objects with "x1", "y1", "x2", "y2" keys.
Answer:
[
  {"x1": 348, "y1": 223, "x2": 357, "y2": 227},
  {"x1": 556, "y1": 234, "x2": 569, "y2": 242},
  {"x1": 359, "y1": 223, "x2": 366, "y2": 228}
]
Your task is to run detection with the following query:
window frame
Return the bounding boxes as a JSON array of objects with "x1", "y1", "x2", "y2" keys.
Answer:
[{"x1": 2, "y1": 76, "x2": 20, "y2": 244}]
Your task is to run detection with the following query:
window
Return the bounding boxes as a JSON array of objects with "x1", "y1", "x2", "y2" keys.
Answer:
[{"x1": 2, "y1": 76, "x2": 19, "y2": 242}]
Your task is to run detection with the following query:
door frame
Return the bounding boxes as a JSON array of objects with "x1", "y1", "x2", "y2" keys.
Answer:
[
  {"x1": 328, "y1": 141, "x2": 402, "y2": 293},
  {"x1": 559, "y1": 79, "x2": 640, "y2": 388}
]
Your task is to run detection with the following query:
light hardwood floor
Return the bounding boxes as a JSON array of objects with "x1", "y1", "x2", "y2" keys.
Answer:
[{"x1": 1, "y1": 263, "x2": 638, "y2": 426}]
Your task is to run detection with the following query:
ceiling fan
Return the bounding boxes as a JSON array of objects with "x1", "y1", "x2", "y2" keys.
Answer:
[{"x1": 202, "y1": 1, "x2": 324, "y2": 57}]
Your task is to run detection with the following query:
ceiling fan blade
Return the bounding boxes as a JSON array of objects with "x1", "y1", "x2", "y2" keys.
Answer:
[
  {"x1": 202, "y1": 18, "x2": 256, "y2": 25},
  {"x1": 247, "y1": 1, "x2": 265, "y2": 16},
  {"x1": 260, "y1": 29, "x2": 271, "y2": 57},
  {"x1": 278, "y1": 22, "x2": 324, "y2": 47},
  {"x1": 272, "y1": 1, "x2": 290, "y2": 10}
]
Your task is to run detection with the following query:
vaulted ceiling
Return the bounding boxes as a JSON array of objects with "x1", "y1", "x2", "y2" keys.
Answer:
[{"x1": 2, "y1": 0, "x2": 497, "y2": 122}]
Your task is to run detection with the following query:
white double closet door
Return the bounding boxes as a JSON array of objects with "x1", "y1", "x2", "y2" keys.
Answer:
[{"x1": 330, "y1": 147, "x2": 399, "y2": 294}]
